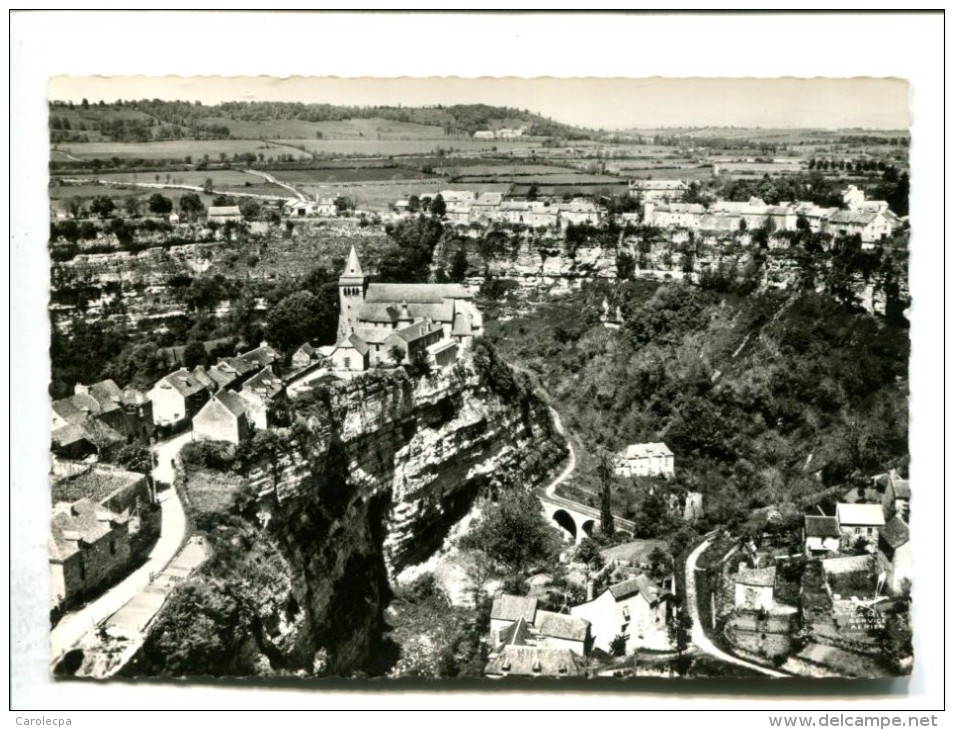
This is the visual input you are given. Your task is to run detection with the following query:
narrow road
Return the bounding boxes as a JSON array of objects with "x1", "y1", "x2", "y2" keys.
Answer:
[
  {"x1": 544, "y1": 406, "x2": 576, "y2": 498},
  {"x1": 243, "y1": 169, "x2": 308, "y2": 201},
  {"x1": 684, "y1": 537, "x2": 789, "y2": 678},
  {"x1": 50, "y1": 432, "x2": 193, "y2": 665}
]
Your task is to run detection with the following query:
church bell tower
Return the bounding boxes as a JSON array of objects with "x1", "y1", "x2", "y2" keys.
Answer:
[{"x1": 337, "y1": 245, "x2": 368, "y2": 342}]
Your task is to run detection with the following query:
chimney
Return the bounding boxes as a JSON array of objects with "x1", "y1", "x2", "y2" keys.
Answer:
[{"x1": 586, "y1": 580, "x2": 595, "y2": 602}]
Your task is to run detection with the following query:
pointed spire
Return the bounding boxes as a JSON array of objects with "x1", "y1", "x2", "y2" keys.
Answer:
[{"x1": 345, "y1": 245, "x2": 363, "y2": 277}]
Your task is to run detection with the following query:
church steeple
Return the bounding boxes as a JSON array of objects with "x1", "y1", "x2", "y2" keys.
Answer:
[
  {"x1": 338, "y1": 245, "x2": 369, "y2": 343},
  {"x1": 344, "y1": 244, "x2": 363, "y2": 278}
]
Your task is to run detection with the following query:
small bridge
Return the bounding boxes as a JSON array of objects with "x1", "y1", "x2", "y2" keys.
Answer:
[{"x1": 537, "y1": 491, "x2": 635, "y2": 545}]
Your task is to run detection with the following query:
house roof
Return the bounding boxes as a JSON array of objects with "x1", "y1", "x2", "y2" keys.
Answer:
[
  {"x1": 880, "y1": 515, "x2": 910, "y2": 550},
  {"x1": 888, "y1": 473, "x2": 911, "y2": 499},
  {"x1": 212, "y1": 389, "x2": 249, "y2": 418},
  {"x1": 364, "y1": 283, "x2": 472, "y2": 304},
  {"x1": 804, "y1": 515, "x2": 842, "y2": 538},
  {"x1": 219, "y1": 356, "x2": 259, "y2": 376},
  {"x1": 158, "y1": 369, "x2": 207, "y2": 398},
  {"x1": 607, "y1": 574, "x2": 662, "y2": 604},
  {"x1": 242, "y1": 366, "x2": 283, "y2": 399},
  {"x1": 338, "y1": 332, "x2": 369, "y2": 356},
  {"x1": 52, "y1": 398, "x2": 86, "y2": 426},
  {"x1": 353, "y1": 327, "x2": 392, "y2": 346},
  {"x1": 239, "y1": 343, "x2": 279, "y2": 368},
  {"x1": 490, "y1": 594, "x2": 538, "y2": 623},
  {"x1": 484, "y1": 645, "x2": 584, "y2": 678},
  {"x1": 82, "y1": 380, "x2": 123, "y2": 413},
  {"x1": 52, "y1": 423, "x2": 91, "y2": 447},
  {"x1": 451, "y1": 310, "x2": 474, "y2": 336},
  {"x1": 474, "y1": 192, "x2": 503, "y2": 206},
  {"x1": 497, "y1": 616, "x2": 533, "y2": 648},
  {"x1": 619, "y1": 442, "x2": 673, "y2": 460},
  {"x1": 82, "y1": 419, "x2": 126, "y2": 449},
  {"x1": 50, "y1": 498, "x2": 126, "y2": 563},
  {"x1": 294, "y1": 343, "x2": 317, "y2": 359},
  {"x1": 630, "y1": 180, "x2": 687, "y2": 190},
  {"x1": 426, "y1": 339, "x2": 458, "y2": 355},
  {"x1": 836, "y1": 503, "x2": 886, "y2": 527},
  {"x1": 534, "y1": 610, "x2": 590, "y2": 642},
  {"x1": 735, "y1": 566, "x2": 777, "y2": 588},
  {"x1": 389, "y1": 320, "x2": 440, "y2": 344},
  {"x1": 821, "y1": 554, "x2": 873, "y2": 576},
  {"x1": 828, "y1": 209, "x2": 881, "y2": 226}
]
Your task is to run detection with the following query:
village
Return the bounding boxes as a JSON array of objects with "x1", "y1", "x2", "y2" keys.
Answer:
[
  {"x1": 49, "y1": 233, "x2": 912, "y2": 678},
  {"x1": 41, "y1": 93, "x2": 913, "y2": 682}
]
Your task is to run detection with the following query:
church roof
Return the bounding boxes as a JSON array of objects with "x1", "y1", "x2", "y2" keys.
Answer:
[
  {"x1": 364, "y1": 283, "x2": 472, "y2": 304},
  {"x1": 358, "y1": 300, "x2": 455, "y2": 324}
]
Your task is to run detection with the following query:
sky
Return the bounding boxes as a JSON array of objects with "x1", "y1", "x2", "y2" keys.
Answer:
[{"x1": 48, "y1": 76, "x2": 910, "y2": 131}]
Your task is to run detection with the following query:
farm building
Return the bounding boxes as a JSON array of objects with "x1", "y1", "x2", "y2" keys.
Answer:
[{"x1": 207, "y1": 206, "x2": 243, "y2": 223}]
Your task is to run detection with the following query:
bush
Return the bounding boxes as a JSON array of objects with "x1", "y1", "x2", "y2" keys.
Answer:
[{"x1": 180, "y1": 440, "x2": 236, "y2": 471}]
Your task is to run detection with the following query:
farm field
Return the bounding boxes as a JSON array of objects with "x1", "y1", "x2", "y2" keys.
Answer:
[
  {"x1": 201, "y1": 116, "x2": 453, "y2": 141},
  {"x1": 510, "y1": 182, "x2": 630, "y2": 197},
  {"x1": 271, "y1": 167, "x2": 437, "y2": 184},
  {"x1": 280, "y1": 137, "x2": 549, "y2": 157},
  {"x1": 49, "y1": 185, "x2": 221, "y2": 213},
  {"x1": 623, "y1": 166, "x2": 715, "y2": 181},
  {"x1": 51, "y1": 140, "x2": 290, "y2": 161},
  {"x1": 89, "y1": 170, "x2": 261, "y2": 186},
  {"x1": 458, "y1": 172, "x2": 623, "y2": 185}
]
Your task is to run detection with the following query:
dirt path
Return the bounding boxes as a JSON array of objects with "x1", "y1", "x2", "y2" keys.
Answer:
[
  {"x1": 684, "y1": 537, "x2": 789, "y2": 678},
  {"x1": 243, "y1": 169, "x2": 308, "y2": 201}
]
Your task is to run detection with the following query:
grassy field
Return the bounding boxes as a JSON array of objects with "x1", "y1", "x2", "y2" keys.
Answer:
[
  {"x1": 623, "y1": 166, "x2": 715, "y2": 181},
  {"x1": 49, "y1": 185, "x2": 221, "y2": 211},
  {"x1": 90, "y1": 170, "x2": 260, "y2": 186}
]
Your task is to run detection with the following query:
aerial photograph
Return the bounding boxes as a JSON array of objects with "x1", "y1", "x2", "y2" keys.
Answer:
[{"x1": 44, "y1": 76, "x2": 912, "y2": 682}]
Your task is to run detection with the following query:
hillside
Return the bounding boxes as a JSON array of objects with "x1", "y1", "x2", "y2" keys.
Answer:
[
  {"x1": 48, "y1": 99, "x2": 593, "y2": 144},
  {"x1": 486, "y1": 281, "x2": 909, "y2": 528}
]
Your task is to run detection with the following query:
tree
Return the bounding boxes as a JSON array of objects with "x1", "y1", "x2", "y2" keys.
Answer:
[
  {"x1": 449, "y1": 247, "x2": 469, "y2": 283},
  {"x1": 147, "y1": 193, "x2": 173, "y2": 216},
  {"x1": 667, "y1": 605, "x2": 693, "y2": 673},
  {"x1": 406, "y1": 348, "x2": 432, "y2": 378},
  {"x1": 179, "y1": 192, "x2": 205, "y2": 221},
  {"x1": 66, "y1": 197, "x2": 84, "y2": 218},
  {"x1": 239, "y1": 199, "x2": 261, "y2": 221},
  {"x1": 90, "y1": 196, "x2": 116, "y2": 218},
  {"x1": 182, "y1": 340, "x2": 208, "y2": 369},
  {"x1": 596, "y1": 449, "x2": 616, "y2": 537},
  {"x1": 407, "y1": 195, "x2": 421, "y2": 214},
  {"x1": 124, "y1": 197, "x2": 143, "y2": 218},
  {"x1": 109, "y1": 443, "x2": 154, "y2": 474},
  {"x1": 431, "y1": 193, "x2": 447, "y2": 218},
  {"x1": 617, "y1": 250, "x2": 635, "y2": 280},
  {"x1": 458, "y1": 490, "x2": 561, "y2": 575},
  {"x1": 526, "y1": 184, "x2": 539, "y2": 202},
  {"x1": 575, "y1": 537, "x2": 604, "y2": 571},
  {"x1": 389, "y1": 345, "x2": 405, "y2": 366},
  {"x1": 266, "y1": 290, "x2": 329, "y2": 353},
  {"x1": 334, "y1": 196, "x2": 353, "y2": 216},
  {"x1": 610, "y1": 634, "x2": 628, "y2": 657}
]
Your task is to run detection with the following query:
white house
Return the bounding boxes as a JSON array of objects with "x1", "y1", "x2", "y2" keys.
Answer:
[
  {"x1": 330, "y1": 332, "x2": 369, "y2": 372},
  {"x1": 532, "y1": 610, "x2": 591, "y2": 656},
  {"x1": 628, "y1": 179, "x2": 688, "y2": 202},
  {"x1": 570, "y1": 575, "x2": 671, "y2": 653},
  {"x1": 614, "y1": 442, "x2": 674, "y2": 478},
  {"x1": 836, "y1": 502, "x2": 886, "y2": 552},
  {"x1": 192, "y1": 390, "x2": 252, "y2": 445},
  {"x1": 148, "y1": 369, "x2": 209, "y2": 427},
  {"x1": 878, "y1": 515, "x2": 911, "y2": 596}
]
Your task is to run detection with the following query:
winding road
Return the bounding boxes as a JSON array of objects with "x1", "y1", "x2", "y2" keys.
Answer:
[
  {"x1": 50, "y1": 432, "x2": 193, "y2": 667},
  {"x1": 684, "y1": 537, "x2": 789, "y2": 678}
]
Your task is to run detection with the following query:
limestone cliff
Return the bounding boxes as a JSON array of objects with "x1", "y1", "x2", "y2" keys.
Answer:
[{"x1": 247, "y1": 347, "x2": 566, "y2": 675}]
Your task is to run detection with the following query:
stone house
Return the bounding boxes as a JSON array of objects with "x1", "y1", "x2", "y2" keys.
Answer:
[
  {"x1": 533, "y1": 610, "x2": 591, "y2": 656},
  {"x1": 484, "y1": 643, "x2": 584, "y2": 679},
  {"x1": 330, "y1": 333, "x2": 370, "y2": 372},
  {"x1": 207, "y1": 206, "x2": 242, "y2": 223},
  {"x1": 192, "y1": 390, "x2": 253, "y2": 445},
  {"x1": 488, "y1": 595, "x2": 590, "y2": 657},
  {"x1": 836, "y1": 502, "x2": 886, "y2": 552},
  {"x1": 614, "y1": 442, "x2": 674, "y2": 478},
  {"x1": 291, "y1": 343, "x2": 320, "y2": 370},
  {"x1": 628, "y1": 179, "x2": 688, "y2": 202},
  {"x1": 240, "y1": 366, "x2": 284, "y2": 431},
  {"x1": 383, "y1": 319, "x2": 444, "y2": 365},
  {"x1": 570, "y1": 574, "x2": 671, "y2": 653},
  {"x1": 880, "y1": 469, "x2": 910, "y2": 522},
  {"x1": 426, "y1": 339, "x2": 459, "y2": 369},
  {"x1": 878, "y1": 516, "x2": 911, "y2": 596},
  {"x1": 148, "y1": 368, "x2": 210, "y2": 428},
  {"x1": 50, "y1": 498, "x2": 131, "y2": 610},
  {"x1": 239, "y1": 342, "x2": 281, "y2": 374},
  {"x1": 803, "y1": 515, "x2": 842, "y2": 556},
  {"x1": 490, "y1": 594, "x2": 539, "y2": 644},
  {"x1": 733, "y1": 565, "x2": 777, "y2": 611}
]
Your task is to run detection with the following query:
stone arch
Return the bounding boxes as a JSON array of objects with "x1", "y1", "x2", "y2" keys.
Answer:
[
  {"x1": 581, "y1": 519, "x2": 596, "y2": 539},
  {"x1": 551, "y1": 509, "x2": 577, "y2": 541}
]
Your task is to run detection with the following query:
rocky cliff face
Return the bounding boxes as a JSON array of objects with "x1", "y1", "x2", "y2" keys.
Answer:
[{"x1": 255, "y1": 349, "x2": 566, "y2": 675}]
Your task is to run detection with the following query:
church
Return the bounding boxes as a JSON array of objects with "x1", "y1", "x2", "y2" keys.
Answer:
[{"x1": 336, "y1": 245, "x2": 483, "y2": 368}]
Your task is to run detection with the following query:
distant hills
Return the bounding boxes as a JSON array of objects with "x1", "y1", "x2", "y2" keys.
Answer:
[{"x1": 48, "y1": 99, "x2": 593, "y2": 144}]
